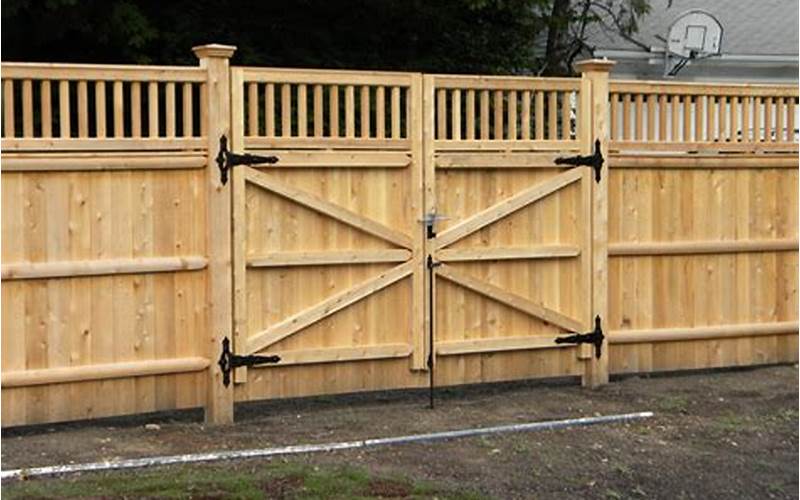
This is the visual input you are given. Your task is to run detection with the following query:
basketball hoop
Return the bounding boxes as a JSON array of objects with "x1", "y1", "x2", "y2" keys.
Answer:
[{"x1": 664, "y1": 10, "x2": 723, "y2": 77}]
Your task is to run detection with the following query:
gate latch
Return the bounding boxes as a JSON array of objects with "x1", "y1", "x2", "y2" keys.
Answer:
[
  {"x1": 555, "y1": 315, "x2": 604, "y2": 359},
  {"x1": 554, "y1": 139, "x2": 604, "y2": 183},
  {"x1": 215, "y1": 135, "x2": 279, "y2": 185},
  {"x1": 422, "y1": 213, "x2": 449, "y2": 239},
  {"x1": 217, "y1": 337, "x2": 281, "y2": 387}
]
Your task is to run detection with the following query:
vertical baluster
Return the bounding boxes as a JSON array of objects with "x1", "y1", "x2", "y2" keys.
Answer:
[
  {"x1": 3, "y1": 79, "x2": 15, "y2": 137},
  {"x1": 165, "y1": 82, "x2": 175, "y2": 138},
  {"x1": 131, "y1": 82, "x2": 141, "y2": 137},
  {"x1": 646, "y1": 94, "x2": 656, "y2": 141},
  {"x1": 148, "y1": 81, "x2": 158, "y2": 137},
  {"x1": 775, "y1": 97, "x2": 785, "y2": 142},
  {"x1": 298, "y1": 84, "x2": 308, "y2": 137},
  {"x1": 521, "y1": 90, "x2": 530, "y2": 140},
  {"x1": 182, "y1": 82, "x2": 193, "y2": 137},
  {"x1": 547, "y1": 91, "x2": 557, "y2": 140},
  {"x1": 281, "y1": 83, "x2": 292, "y2": 137},
  {"x1": 764, "y1": 97, "x2": 773, "y2": 141},
  {"x1": 480, "y1": 89, "x2": 490, "y2": 140},
  {"x1": 695, "y1": 95, "x2": 705, "y2": 142},
  {"x1": 59, "y1": 80, "x2": 71, "y2": 138},
  {"x1": 718, "y1": 95, "x2": 728, "y2": 141},
  {"x1": 534, "y1": 90, "x2": 544, "y2": 140},
  {"x1": 729, "y1": 97, "x2": 739, "y2": 142},
  {"x1": 345, "y1": 85, "x2": 355, "y2": 138},
  {"x1": 706, "y1": 96, "x2": 716, "y2": 142},
  {"x1": 265, "y1": 83, "x2": 275, "y2": 136},
  {"x1": 694, "y1": 96, "x2": 707, "y2": 142},
  {"x1": 199, "y1": 82, "x2": 207, "y2": 137},
  {"x1": 359, "y1": 85, "x2": 369, "y2": 138},
  {"x1": 405, "y1": 86, "x2": 411, "y2": 139},
  {"x1": 506, "y1": 90, "x2": 515, "y2": 140},
  {"x1": 329, "y1": 85, "x2": 339, "y2": 137},
  {"x1": 77, "y1": 80, "x2": 89, "y2": 137},
  {"x1": 658, "y1": 95, "x2": 668, "y2": 141},
  {"x1": 21, "y1": 79, "x2": 33, "y2": 137},
  {"x1": 493, "y1": 90, "x2": 504, "y2": 140},
  {"x1": 95, "y1": 81, "x2": 106, "y2": 138},
  {"x1": 452, "y1": 89, "x2": 462, "y2": 141},
  {"x1": 248, "y1": 82, "x2": 259, "y2": 136},
  {"x1": 683, "y1": 96, "x2": 692, "y2": 142},
  {"x1": 671, "y1": 95, "x2": 680, "y2": 142},
  {"x1": 113, "y1": 82, "x2": 124, "y2": 137},
  {"x1": 313, "y1": 84, "x2": 324, "y2": 137},
  {"x1": 787, "y1": 98, "x2": 796, "y2": 142},
  {"x1": 753, "y1": 97, "x2": 763, "y2": 141},
  {"x1": 622, "y1": 94, "x2": 631, "y2": 140},
  {"x1": 634, "y1": 94, "x2": 644, "y2": 140},
  {"x1": 375, "y1": 86, "x2": 385, "y2": 139},
  {"x1": 41, "y1": 81, "x2": 52, "y2": 138},
  {"x1": 390, "y1": 86, "x2": 400, "y2": 139}
]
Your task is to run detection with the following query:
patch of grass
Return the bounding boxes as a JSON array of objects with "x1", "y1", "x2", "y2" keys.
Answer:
[
  {"x1": 3, "y1": 461, "x2": 486, "y2": 499},
  {"x1": 657, "y1": 395, "x2": 690, "y2": 413},
  {"x1": 770, "y1": 407, "x2": 798, "y2": 424},
  {"x1": 712, "y1": 413, "x2": 751, "y2": 433},
  {"x1": 611, "y1": 462, "x2": 632, "y2": 478}
]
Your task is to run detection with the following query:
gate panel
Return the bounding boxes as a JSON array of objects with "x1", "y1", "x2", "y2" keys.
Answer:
[
  {"x1": 426, "y1": 75, "x2": 594, "y2": 386},
  {"x1": 230, "y1": 68, "x2": 426, "y2": 402}
]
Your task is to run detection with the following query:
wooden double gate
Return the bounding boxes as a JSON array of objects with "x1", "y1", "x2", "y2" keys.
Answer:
[
  {"x1": 2, "y1": 45, "x2": 796, "y2": 426},
  {"x1": 226, "y1": 65, "x2": 607, "y2": 415}
]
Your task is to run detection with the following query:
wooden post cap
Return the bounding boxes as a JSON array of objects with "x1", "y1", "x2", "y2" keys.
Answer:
[
  {"x1": 573, "y1": 58, "x2": 616, "y2": 73},
  {"x1": 192, "y1": 44, "x2": 237, "y2": 59}
]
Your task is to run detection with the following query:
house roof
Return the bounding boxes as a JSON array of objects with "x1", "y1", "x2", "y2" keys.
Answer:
[{"x1": 587, "y1": 0, "x2": 799, "y2": 56}]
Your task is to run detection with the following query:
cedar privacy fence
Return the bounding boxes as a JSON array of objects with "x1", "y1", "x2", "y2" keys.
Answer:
[{"x1": 1, "y1": 44, "x2": 797, "y2": 427}]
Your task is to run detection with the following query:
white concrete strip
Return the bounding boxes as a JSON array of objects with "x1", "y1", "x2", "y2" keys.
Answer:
[{"x1": 1, "y1": 411, "x2": 654, "y2": 480}]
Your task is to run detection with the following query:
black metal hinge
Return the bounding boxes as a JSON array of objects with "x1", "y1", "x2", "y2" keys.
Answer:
[
  {"x1": 554, "y1": 139, "x2": 604, "y2": 183},
  {"x1": 217, "y1": 337, "x2": 281, "y2": 387},
  {"x1": 215, "y1": 135, "x2": 279, "y2": 185},
  {"x1": 555, "y1": 315, "x2": 604, "y2": 359}
]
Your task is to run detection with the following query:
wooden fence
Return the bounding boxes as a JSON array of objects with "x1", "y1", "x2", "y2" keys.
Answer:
[{"x1": 1, "y1": 45, "x2": 797, "y2": 427}]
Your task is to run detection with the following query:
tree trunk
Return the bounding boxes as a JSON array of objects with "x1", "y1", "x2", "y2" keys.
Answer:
[{"x1": 544, "y1": 0, "x2": 572, "y2": 76}]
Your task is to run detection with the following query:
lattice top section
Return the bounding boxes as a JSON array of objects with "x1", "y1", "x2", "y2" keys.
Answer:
[
  {"x1": 609, "y1": 80, "x2": 799, "y2": 147},
  {"x1": 429, "y1": 75, "x2": 581, "y2": 149},
  {"x1": 1, "y1": 63, "x2": 207, "y2": 151},
  {"x1": 237, "y1": 68, "x2": 415, "y2": 150}
]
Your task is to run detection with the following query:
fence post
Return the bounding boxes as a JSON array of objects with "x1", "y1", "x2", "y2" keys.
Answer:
[
  {"x1": 194, "y1": 43, "x2": 237, "y2": 424},
  {"x1": 575, "y1": 59, "x2": 615, "y2": 388}
]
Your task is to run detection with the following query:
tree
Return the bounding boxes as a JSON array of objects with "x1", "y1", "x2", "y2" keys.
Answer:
[{"x1": 1, "y1": 0, "x2": 649, "y2": 76}]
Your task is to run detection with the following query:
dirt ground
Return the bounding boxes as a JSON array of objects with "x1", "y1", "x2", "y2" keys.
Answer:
[{"x1": 2, "y1": 364, "x2": 798, "y2": 499}]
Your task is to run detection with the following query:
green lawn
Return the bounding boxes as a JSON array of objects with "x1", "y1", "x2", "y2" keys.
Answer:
[{"x1": 3, "y1": 461, "x2": 486, "y2": 499}]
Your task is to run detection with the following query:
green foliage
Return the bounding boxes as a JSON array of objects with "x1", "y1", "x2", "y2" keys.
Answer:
[
  {"x1": 3, "y1": 461, "x2": 487, "y2": 499},
  {"x1": 2, "y1": 0, "x2": 649, "y2": 75}
]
